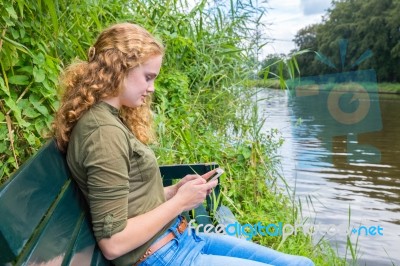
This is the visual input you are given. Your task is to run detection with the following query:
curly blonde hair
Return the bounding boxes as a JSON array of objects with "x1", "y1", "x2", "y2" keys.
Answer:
[{"x1": 53, "y1": 23, "x2": 164, "y2": 152}]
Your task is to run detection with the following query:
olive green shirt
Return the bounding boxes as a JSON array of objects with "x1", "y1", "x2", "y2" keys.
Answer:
[{"x1": 67, "y1": 101, "x2": 174, "y2": 265}]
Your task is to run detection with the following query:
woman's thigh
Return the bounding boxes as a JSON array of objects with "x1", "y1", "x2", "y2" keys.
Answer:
[
  {"x1": 141, "y1": 228, "x2": 314, "y2": 266},
  {"x1": 197, "y1": 233, "x2": 314, "y2": 266},
  {"x1": 196, "y1": 253, "x2": 273, "y2": 266}
]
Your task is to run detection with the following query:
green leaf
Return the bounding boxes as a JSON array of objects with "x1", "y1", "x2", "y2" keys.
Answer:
[
  {"x1": 24, "y1": 132, "x2": 37, "y2": 145},
  {"x1": 33, "y1": 67, "x2": 46, "y2": 83},
  {"x1": 3, "y1": 17, "x2": 15, "y2": 27},
  {"x1": 18, "y1": 66, "x2": 33, "y2": 74},
  {"x1": 29, "y1": 94, "x2": 48, "y2": 116},
  {"x1": 16, "y1": 0, "x2": 24, "y2": 18},
  {"x1": 20, "y1": 27, "x2": 26, "y2": 38},
  {"x1": 23, "y1": 106, "x2": 40, "y2": 118},
  {"x1": 8, "y1": 75, "x2": 30, "y2": 85},
  {"x1": 0, "y1": 112, "x2": 5, "y2": 122},
  {"x1": 0, "y1": 141, "x2": 7, "y2": 153},
  {"x1": 10, "y1": 28, "x2": 20, "y2": 39},
  {"x1": 51, "y1": 99, "x2": 59, "y2": 111},
  {"x1": 242, "y1": 147, "x2": 252, "y2": 159},
  {"x1": 32, "y1": 53, "x2": 45, "y2": 65},
  {"x1": 44, "y1": 0, "x2": 59, "y2": 36},
  {"x1": 0, "y1": 77, "x2": 10, "y2": 96},
  {"x1": 17, "y1": 98, "x2": 29, "y2": 109},
  {"x1": 35, "y1": 118, "x2": 51, "y2": 134},
  {"x1": 4, "y1": 97, "x2": 19, "y2": 113},
  {"x1": 40, "y1": 80, "x2": 56, "y2": 98},
  {"x1": 1, "y1": 35, "x2": 31, "y2": 55},
  {"x1": 4, "y1": 97, "x2": 30, "y2": 128},
  {"x1": 5, "y1": 5, "x2": 18, "y2": 19}
]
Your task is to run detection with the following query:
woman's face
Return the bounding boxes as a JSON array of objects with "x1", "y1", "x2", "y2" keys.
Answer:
[{"x1": 119, "y1": 55, "x2": 162, "y2": 108}]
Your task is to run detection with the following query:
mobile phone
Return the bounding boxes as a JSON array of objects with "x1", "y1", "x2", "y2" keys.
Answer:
[{"x1": 207, "y1": 168, "x2": 224, "y2": 182}]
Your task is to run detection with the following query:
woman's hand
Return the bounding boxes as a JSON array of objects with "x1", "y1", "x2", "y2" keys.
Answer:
[
  {"x1": 164, "y1": 174, "x2": 200, "y2": 200},
  {"x1": 166, "y1": 169, "x2": 219, "y2": 199},
  {"x1": 173, "y1": 176, "x2": 218, "y2": 212},
  {"x1": 176, "y1": 173, "x2": 202, "y2": 190},
  {"x1": 200, "y1": 169, "x2": 220, "y2": 195},
  {"x1": 178, "y1": 168, "x2": 220, "y2": 187}
]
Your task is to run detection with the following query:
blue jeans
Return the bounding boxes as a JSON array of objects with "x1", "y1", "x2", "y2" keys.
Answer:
[{"x1": 140, "y1": 217, "x2": 314, "y2": 266}]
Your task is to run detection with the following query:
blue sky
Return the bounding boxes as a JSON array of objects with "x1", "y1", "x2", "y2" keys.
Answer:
[{"x1": 262, "y1": 0, "x2": 331, "y2": 56}]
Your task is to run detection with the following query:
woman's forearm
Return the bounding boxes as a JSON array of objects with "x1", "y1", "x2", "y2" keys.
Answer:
[
  {"x1": 98, "y1": 177, "x2": 217, "y2": 261},
  {"x1": 98, "y1": 196, "x2": 183, "y2": 260}
]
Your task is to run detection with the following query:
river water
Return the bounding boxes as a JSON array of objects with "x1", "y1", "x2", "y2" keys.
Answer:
[{"x1": 258, "y1": 88, "x2": 400, "y2": 266}]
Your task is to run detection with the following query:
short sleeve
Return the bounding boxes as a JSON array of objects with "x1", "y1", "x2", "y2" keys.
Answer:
[{"x1": 82, "y1": 125, "x2": 130, "y2": 240}]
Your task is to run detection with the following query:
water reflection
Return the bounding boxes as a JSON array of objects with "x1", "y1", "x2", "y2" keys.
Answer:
[{"x1": 258, "y1": 88, "x2": 400, "y2": 266}]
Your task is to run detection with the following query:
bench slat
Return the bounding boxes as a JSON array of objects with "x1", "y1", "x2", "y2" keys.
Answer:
[
  {"x1": 90, "y1": 247, "x2": 111, "y2": 266},
  {"x1": 19, "y1": 181, "x2": 85, "y2": 265},
  {"x1": 0, "y1": 140, "x2": 70, "y2": 264},
  {"x1": 66, "y1": 217, "x2": 96, "y2": 266}
]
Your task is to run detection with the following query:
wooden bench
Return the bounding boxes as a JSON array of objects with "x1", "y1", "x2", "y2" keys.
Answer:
[{"x1": 0, "y1": 139, "x2": 237, "y2": 265}]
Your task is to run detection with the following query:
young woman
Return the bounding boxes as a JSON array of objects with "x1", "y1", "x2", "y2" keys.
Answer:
[{"x1": 53, "y1": 23, "x2": 314, "y2": 266}]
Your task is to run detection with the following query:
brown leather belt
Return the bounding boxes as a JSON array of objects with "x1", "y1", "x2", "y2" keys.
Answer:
[{"x1": 133, "y1": 217, "x2": 188, "y2": 266}]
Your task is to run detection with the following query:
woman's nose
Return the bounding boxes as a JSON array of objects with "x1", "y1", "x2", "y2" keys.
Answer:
[{"x1": 147, "y1": 83, "x2": 155, "y2": 93}]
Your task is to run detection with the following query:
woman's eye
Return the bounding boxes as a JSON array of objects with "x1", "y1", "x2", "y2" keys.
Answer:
[{"x1": 145, "y1": 74, "x2": 157, "y2": 82}]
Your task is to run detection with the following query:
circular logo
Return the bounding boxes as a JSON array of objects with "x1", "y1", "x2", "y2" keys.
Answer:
[{"x1": 327, "y1": 83, "x2": 370, "y2": 125}]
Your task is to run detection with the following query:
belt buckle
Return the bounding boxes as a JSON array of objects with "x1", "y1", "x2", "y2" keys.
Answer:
[{"x1": 177, "y1": 216, "x2": 187, "y2": 234}]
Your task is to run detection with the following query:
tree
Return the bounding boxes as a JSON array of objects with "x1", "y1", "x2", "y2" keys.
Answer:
[{"x1": 292, "y1": 0, "x2": 400, "y2": 81}]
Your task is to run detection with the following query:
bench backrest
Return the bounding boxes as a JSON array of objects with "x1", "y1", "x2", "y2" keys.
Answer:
[
  {"x1": 0, "y1": 139, "x2": 219, "y2": 265},
  {"x1": 0, "y1": 140, "x2": 108, "y2": 265}
]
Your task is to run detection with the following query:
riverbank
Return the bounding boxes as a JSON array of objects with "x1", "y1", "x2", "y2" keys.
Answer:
[{"x1": 246, "y1": 79, "x2": 400, "y2": 94}]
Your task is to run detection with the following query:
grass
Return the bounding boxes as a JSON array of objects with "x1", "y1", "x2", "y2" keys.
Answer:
[
  {"x1": 244, "y1": 79, "x2": 282, "y2": 89},
  {"x1": 377, "y1": 82, "x2": 400, "y2": 94},
  {"x1": 245, "y1": 79, "x2": 400, "y2": 94}
]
